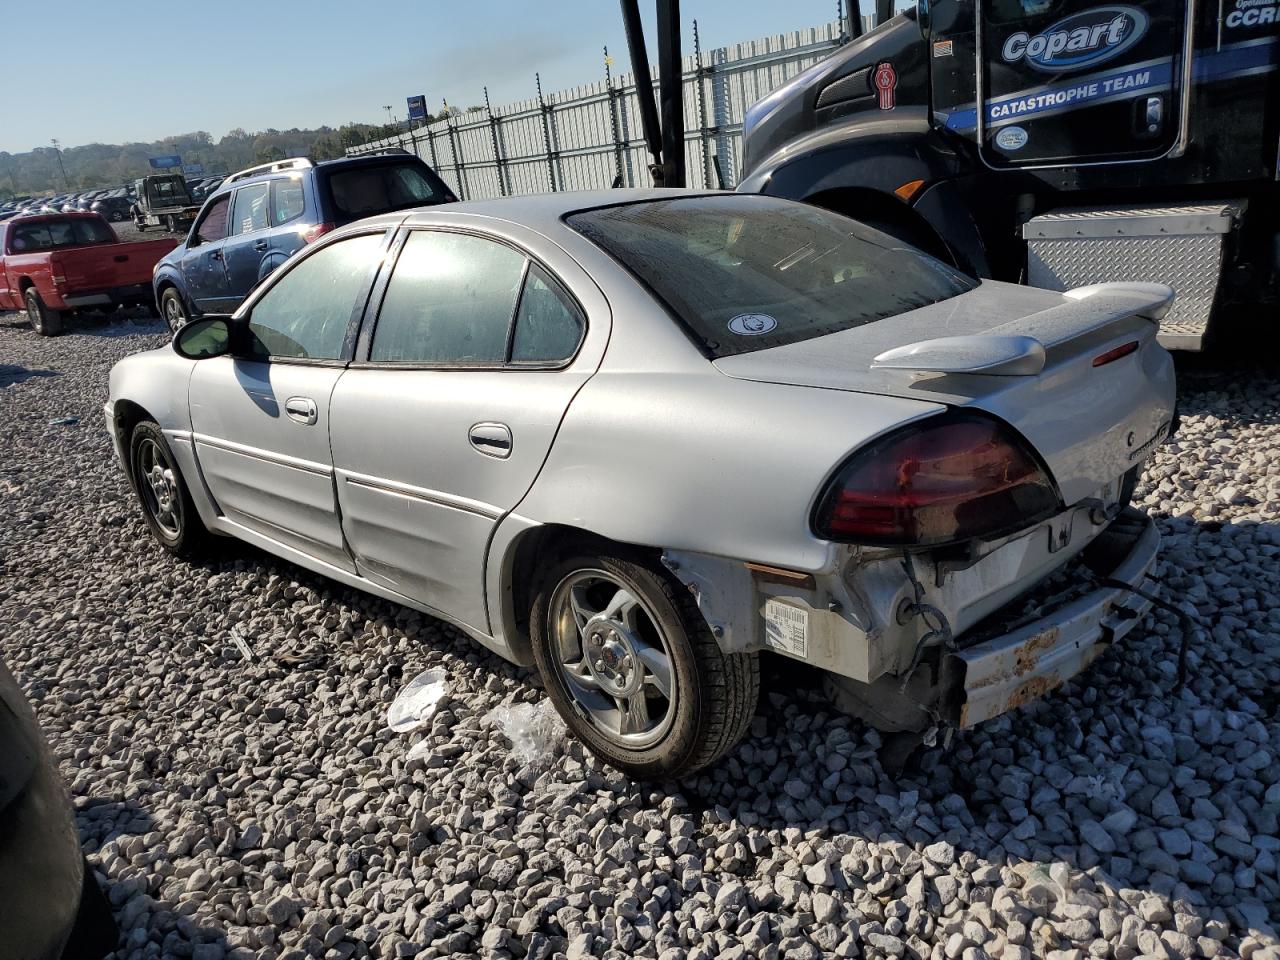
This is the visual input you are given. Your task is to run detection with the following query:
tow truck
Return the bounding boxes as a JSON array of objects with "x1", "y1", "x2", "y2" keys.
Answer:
[
  {"x1": 620, "y1": 0, "x2": 1279, "y2": 350},
  {"x1": 132, "y1": 174, "x2": 202, "y2": 234}
]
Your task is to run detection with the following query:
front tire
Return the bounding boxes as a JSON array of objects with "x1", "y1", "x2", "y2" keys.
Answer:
[
  {"x1": 129, "y1": 421, "x2": 213, "y2": 560},
  {"x1": 530, "y1": 547, "x2": 759, "y2": 778},
  {"x1": 160, "y1": 288, "x2": 188, "y2": 334},
  {"x1": 25, "y1": 288, "x2": 63, "y2": 337}
]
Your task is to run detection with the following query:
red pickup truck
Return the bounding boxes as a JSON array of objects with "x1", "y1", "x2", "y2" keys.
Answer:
[{"x1": 0, "y1": 212, "x2": 178, "y2": 336}]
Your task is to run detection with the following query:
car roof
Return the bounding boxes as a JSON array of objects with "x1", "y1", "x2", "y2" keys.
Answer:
[
  {"x1": 8, "y1": 210, "x2": 107, "y2": 224},
  {"x1": 397, "y1": 188, "x2": 727, "y2": 234}
]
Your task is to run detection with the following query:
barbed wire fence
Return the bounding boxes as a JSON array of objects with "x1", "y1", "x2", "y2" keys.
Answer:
[{"x1": 345, "y1": 15, "x2": 872, "y2": 199}]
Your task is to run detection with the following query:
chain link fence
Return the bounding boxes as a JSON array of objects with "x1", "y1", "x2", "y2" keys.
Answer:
[{"x1": 346, "y1": 19, "x2": 864, "y2": 198}]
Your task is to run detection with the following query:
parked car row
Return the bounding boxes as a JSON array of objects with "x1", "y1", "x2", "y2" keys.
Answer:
[{"x1": 0, "y1": 176, "x2": 225, "y2": 229}]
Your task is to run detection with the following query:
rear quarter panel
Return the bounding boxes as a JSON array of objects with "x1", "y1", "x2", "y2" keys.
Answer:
[
  {"x1": 514, "y1": 365, "x2": 945, "y2": 575},
  {"x1": 0, "y1": 252, "x2": 56, "y2": 307}
]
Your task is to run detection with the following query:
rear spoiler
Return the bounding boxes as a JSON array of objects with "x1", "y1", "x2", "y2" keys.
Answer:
[{"x1": 870, "y1": 282, "x2": 1174, "y2": 377}]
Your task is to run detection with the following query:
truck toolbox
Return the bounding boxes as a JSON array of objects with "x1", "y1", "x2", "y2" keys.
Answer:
[{"x1": 1023, "y1": 203, "x2": 1245, "y2": 351}]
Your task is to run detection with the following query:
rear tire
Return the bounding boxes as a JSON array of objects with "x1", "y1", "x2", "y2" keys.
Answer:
[
  {"x1": 530, "y1": 546, "x2": 759, "y2": 778},
  {"x1": 129, "y1": 421, "x2": 214, "y2": 561},
  {"x1": 25, "y1": 288, "x2": 63, "y2": 337}
]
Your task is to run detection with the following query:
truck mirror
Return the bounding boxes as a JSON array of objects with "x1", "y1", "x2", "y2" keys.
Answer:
[{"x1": 917, "y1": 0, "x2": 931, "y2": 38}]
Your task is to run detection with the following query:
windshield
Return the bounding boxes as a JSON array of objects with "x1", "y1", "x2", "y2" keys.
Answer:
[
  {"x1": 567, "y1": 195, "x2": 976, "y2": 359},
  {"x1": 323, "y1": 162, "x2": 451, "y2": 222}
]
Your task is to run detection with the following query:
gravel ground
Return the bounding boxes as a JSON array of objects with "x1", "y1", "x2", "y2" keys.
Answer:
[{"x1": 1, "y1": 312, "x2": 1277, "y2": 960}]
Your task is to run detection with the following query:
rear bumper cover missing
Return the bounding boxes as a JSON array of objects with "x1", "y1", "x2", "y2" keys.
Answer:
[{"x1": 953, "y1": 508, "x2": 1160, "y2": 727}]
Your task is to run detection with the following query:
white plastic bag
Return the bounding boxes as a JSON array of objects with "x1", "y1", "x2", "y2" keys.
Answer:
[
  {"x1": 486, "y1": 700, "x2": 566, "y2": 765},
  {"x1": 387, "y1": 668, "x2": 448, "y2": 733}
]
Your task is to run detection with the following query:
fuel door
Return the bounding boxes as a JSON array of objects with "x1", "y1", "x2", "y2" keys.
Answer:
[{"x1": 974, "y1": 0, "x2": 1191, "y2": 166}]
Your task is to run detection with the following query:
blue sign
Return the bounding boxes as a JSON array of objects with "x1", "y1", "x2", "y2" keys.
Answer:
[
  {"x1": 1001, "y1": 5, "x2": 1149, "y2": 73},
  {"x1": 183, "y1": 163, "x2": 204, "y2": 175},
  {"x1": 406, "y1": 95, "x2": 428, "y2": 122},
  {"x1": 149, "y1": 154, "x2": 183, "y2": 169}
]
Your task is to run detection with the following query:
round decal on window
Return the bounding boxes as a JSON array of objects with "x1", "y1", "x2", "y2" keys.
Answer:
[
  {"x1": 995, "y1": 126, "x2": 1029, "y2": 151},
  {"x1": 728, "y1": 313, "x2": 778, "y2": 336}
]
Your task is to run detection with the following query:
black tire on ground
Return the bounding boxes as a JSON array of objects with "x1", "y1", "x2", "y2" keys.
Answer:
[
  {"x1": 160, "y1": 288, "x2": 188, "y2": 334},
  {"x1": 530, "y1": 545, "x2": 759, "y2": 779},
  {"x1": 24, "y1": 288, "x2": 63, "y2": 337},
  {"x1": 109, "y1": 209, "x2": 125, "y2": 222},
  {"x1": 128, "y1": 421, "x2": 215, "y2": 560}
]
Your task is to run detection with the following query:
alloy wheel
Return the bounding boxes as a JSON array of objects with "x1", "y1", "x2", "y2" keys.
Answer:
[
  {"x1": 137, "y1": 438, "x2": 183, "y2": 538},
  {"x1": 163, "y1": 294, "x2": 186, "y2": 334},
  {"x1": 548, "y1": 569, "x2": 676, "y2": 748}
]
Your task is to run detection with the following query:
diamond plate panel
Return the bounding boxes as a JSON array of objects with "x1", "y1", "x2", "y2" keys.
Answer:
[{"x1": 1027, "y1": 233, "x2": 1226, "y2": 348}]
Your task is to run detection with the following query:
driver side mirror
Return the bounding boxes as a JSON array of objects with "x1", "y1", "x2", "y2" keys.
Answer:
[{"x1": 172, "y1": 315, "x2": 234, "y2": 359}]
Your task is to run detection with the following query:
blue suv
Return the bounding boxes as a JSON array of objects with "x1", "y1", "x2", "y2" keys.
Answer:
[{"x1": 153, "y1": 151, "x2": 455, "y2": 331}]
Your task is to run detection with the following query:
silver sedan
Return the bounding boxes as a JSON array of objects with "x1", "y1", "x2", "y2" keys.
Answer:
[{"x1": 106, "y1": 189, "x2": 1176, "y2": 777}]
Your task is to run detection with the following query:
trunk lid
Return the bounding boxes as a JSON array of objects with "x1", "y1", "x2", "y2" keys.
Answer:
[{"x1": 713, "y1": 279, "x2": 1176, "y2": 505}]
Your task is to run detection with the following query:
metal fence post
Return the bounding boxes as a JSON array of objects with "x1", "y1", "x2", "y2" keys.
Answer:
[
  {"x1": 710, "y1": 47, "x2": 736, "y2": 187},
  {"x1": 604, "y1": 47, "x2": 626, "y2": 188},
  {"x1": 693, "y1": 20, "x2": 713, "y2": 190},
  {"x1": 424, "y1": 122, "x2": 441, "y2": 173},
  {"x1": 484, "y1": 87, "x2": 508, "y2": 196},
  {"x1": 443, "y1": 100, "x2": 468, "y2": 200},
  {"x1": 536, "y1": 73, "x2": 558, "y2": 192}
]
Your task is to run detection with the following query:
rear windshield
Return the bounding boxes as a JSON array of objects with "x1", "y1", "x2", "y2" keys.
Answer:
[
  {"x1": 10, "y1": 217, "x2": 114, "y2": 252},
  {"x1": 567, "y1": 195, "x2": 976, "y2": 358},
  {"x1": 322, "y1": 162, "x2": 451, "y2": 222}
]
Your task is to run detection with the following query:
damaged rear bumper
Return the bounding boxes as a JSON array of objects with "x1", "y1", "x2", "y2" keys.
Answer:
[{"x1": 952, "y1": 508, "x2": 1160, "y2": 727}]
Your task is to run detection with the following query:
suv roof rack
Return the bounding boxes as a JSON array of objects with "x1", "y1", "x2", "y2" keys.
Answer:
[
  {"x1": 331, "y1": 147, "x2": 413, "y2": 162},
  {"x1": 225, "y1": 157, "x2": 314, "y2": 184}
]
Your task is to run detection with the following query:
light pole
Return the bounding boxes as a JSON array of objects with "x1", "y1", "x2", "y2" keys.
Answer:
[{"x1": 50, "y1": 138, "x2": 70, "y2": 190}]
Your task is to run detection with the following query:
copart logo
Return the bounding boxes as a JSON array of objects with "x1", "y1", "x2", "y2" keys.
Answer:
[{"x1": 1002, "y1": 5, "x2": 1150, "y2": 73}]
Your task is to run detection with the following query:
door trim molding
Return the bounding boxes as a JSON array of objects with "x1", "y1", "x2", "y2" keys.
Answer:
[
  {"x1": 338, "y1": 468, "x2": 503, "y2": 520},
  {"x1": 192, "y1": 432, "x2": 332, "y2": 477}
]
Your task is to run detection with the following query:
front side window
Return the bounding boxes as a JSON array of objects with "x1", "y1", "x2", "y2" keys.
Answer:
[
  {"x1": 246, "y1": 232, "x2": 384, "y2": 361},
  {"x1": 370, "y1": 231, "x2": 525, "y2": 363},
  {"x1": 567, "y1": 195, "x2": 975, "y2": 359},
  {"x1": 230, "y1": 182, "x2": 270, "y2": 236},
  {"x1": 193, "y1": 196, "x2": 230, "y2": 245},
  {"x1": 271, "y1": 177, "x2": 306, "y2": 225}
]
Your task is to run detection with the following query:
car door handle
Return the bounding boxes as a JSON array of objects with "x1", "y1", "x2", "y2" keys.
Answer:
[
  {"x1": 253, "y1": 240, "x2": 269, "y2": 252},
  {"x1": 210, "y1": 250, "x2": 222, "y2": 260},
  {"x1": 285, "y1": 397, "x2": 318, "y2": 425},
  {"x1": 469, "y1": 422, "x2": 512, "y2": 459}
]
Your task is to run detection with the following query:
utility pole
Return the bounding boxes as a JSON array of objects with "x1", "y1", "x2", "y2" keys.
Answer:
[{"x1": 50, "y1": 139, "x2": 70, "y2": 190}]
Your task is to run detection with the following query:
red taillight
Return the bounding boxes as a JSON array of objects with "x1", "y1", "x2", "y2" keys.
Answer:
[
  {"x1": 302, "y1": 221, "x2": 336, "y2": 244},
  {"x1": 813, "y1": 412, "x2": 1061, "y2": 546},
  {"x1": 1092, "y1": 340, "x2": 1140, "y2": 367}
]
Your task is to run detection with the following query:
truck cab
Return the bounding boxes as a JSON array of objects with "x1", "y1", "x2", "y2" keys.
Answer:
[{"x1": 739, "y1": 0, "x2": 1280, "y2": 349}]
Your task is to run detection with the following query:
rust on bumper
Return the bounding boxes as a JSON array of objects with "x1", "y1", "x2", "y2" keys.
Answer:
[{"x1": 954, "y1": 510, "x2": 1160, "y2": 727}]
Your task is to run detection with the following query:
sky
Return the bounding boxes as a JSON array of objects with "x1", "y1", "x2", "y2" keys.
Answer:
[{"x1": 1, "y1": 0, "x2": 852, "y2": 154}]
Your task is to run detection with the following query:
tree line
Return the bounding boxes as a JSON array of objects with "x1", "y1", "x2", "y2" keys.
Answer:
[{"x1": 0, "y1": 118, "x2": 457, "y2": 198}]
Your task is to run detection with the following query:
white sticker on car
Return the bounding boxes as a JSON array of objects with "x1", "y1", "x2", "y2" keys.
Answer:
[
  {"x1": 728, "y1": 313, "x2": 777, "y2": 336},
  {"x1": 764, "y1": 599, "x2": 808, "y2": 658},
  {"x1": 996, "y1": 126, "x2": 1029, "y2": 150}
]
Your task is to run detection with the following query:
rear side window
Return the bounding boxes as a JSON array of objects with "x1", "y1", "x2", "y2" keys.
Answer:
[
  {"x1": 567, "y1": 195, "x2": 975, "y2": 359},
  {"x1": 324, "y1": 163, "x2": 448, "y2": 220},
  {"x1": 231, "y1": 183, "x2": 270, "y2": 236},
  {"x1": 370, "y1": 231, "x2": 524, "y2": 363},
  {"x1": 71, "y1": 218, "x2": 114, "y2": 244},
  {"x1": 511, "y1": 264, "x2": 584, "y2": 363},
  {"x1": 271, "y1": 178, "x2": 306, "y2": 225}
]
